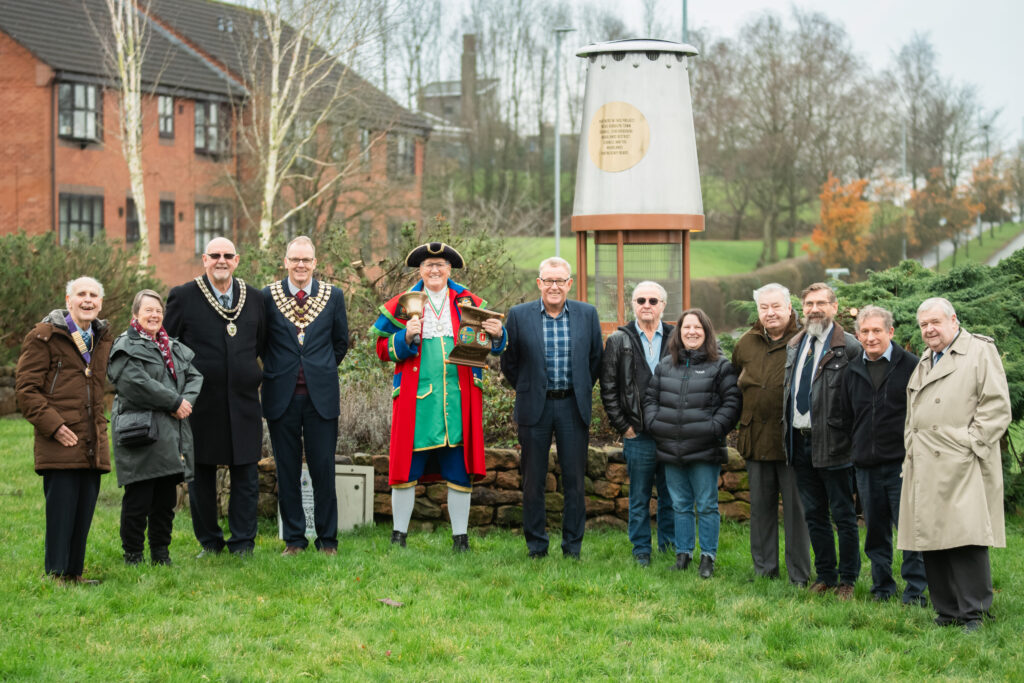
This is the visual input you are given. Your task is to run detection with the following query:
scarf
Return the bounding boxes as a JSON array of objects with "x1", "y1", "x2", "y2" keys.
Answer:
[{"x1": 130, "y1": 318, "x2": 177, "y2": 379}]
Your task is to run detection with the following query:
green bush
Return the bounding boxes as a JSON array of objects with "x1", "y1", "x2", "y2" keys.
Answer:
[{"x1": 0, "y1": 232, "x2": 163, "y2": 365}]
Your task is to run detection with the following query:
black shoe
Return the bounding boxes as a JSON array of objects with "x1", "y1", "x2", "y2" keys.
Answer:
[
  {"x1": 934, "y1": 616, "x2": 960, "y2": 627},
  {"x1": 528, "y1": 549, "x2": 548, "y2": 559},
  {"x1": 698, "y1": 554, "x2": 715, "y2": 579},
  {"x1": 963, "y1": 619, "x2": 983, "y2": 633},
  {"x1": 902, "y1": 595, "x2": 928, "y2": 608},
  {"x1": 563, "y1": 551, "x2": 581, "y2": 560},
  {"x1": 452, "y1": 534, "x2": 470, "y2": 553},
  {"x1": 124, "y1": 551, "x2": 144, "y2": 566},
  {"x1": 230, "y1": 548, "x2": 253, "y2": 558},
  {"x1": 196, "y1": 546, "x2": 222, "y2": 559},
  {"x1": 670, "y1": 553, "x2": 692, "y2": 571},
  {"x1": 635, "y1": 553, "x2": 651, "y2": 568},
  {"x1": 151, "y1": 550, "x2": 172, "y2": 566},
  {"x1": 390, "y1": 530, "x2": 407, "y2": 548}
]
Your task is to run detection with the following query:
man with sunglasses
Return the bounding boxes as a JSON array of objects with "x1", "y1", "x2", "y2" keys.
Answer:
[
  {"x1": 502, "y1": 256, "x2": 603, "y2": 560},
  {"x1": 599, "y1": 281, "x2": 675, "y2": 567},
  {"x1": 262, "y1": 235, "x2": 349, "y2": 556},
  {"x1": 166, "y1": 236, "x2": 267, "y2": 557}
]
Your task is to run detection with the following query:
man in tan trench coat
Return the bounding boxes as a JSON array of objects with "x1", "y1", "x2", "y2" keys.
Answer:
[{"x1": 898, "y1": 297, "x2": 1011, "y2": 632}]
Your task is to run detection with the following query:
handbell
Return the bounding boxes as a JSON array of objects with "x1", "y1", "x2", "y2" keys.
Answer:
[{"x1": 398, "y1": 291, "x2": 429, "y2": 345}]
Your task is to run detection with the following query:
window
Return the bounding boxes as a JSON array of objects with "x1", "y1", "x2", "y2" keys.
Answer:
[
  {"x1": 194, "y1": 204, "x2": 230, "y2": 253},
  {"x1": 125, "y1": 199, "x2": 139, "y2": 243},
  {"x1": 359, "y1": 128, "x2": 371, "y2": 170},
  {"x1": 195, "y1": 101, "x2": 227, "y2": 155},
  {"x1": 59, "y1": 194, "x2": 104, "y2": 244},
  {"x1": 158, "y1": 95, "x2": 174, "y2": 138},
  {"x1": 388, "y1": 134, "x2": 416, "y2": 179},
  {"x1": 159, "y1": 200, "x2": 175, "y2": 245},
  {"x1": 58, "y1": 83, "x2": 101, "y2": 141}
]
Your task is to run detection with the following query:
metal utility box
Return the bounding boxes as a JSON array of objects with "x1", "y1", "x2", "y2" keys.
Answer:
[{"x1": 278, "y1": 464, "x2": 376, "y2": 540}]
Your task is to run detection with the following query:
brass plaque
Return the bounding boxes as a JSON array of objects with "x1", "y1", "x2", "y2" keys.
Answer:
[
  {"x1": 445, "y1": 303, "x2": 504, "y2": 369},
  {"x1": 588, "y1": 101, "x2": 650, "y2": 173}
]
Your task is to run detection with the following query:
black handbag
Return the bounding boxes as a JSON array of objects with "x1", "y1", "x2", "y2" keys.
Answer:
[{"x1": 115, "y1": 410, "x2": 159, "y2": 447}]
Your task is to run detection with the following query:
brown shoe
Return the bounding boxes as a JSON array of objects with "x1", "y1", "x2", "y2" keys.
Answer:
[
  {"x1": 808, "y1": 581, "x2": 835, "y2": 594},
  {"x1": 836, "y1": 584, "x2": 855, "y2": 601},
  {"x1": 281, "y1": 546, "x2": 304, "y2": 556},
  {"x1": 319, "y1": 547, "x2": 338, "y2": 556}
]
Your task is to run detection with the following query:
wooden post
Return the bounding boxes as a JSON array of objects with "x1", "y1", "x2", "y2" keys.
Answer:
[
  {"x1": 616, "y1": 230, "x2": 625, "y2": 325},
  {"x1": 682, "y1": 230, "x2": 691, "y2": 309},
  {"x1": 576, "y1": 231, "x2": 588, "y2": 302}
]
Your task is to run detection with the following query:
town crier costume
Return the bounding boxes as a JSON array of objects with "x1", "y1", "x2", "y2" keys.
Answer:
[{"x1": 371, "y1": 242, "x2": 505, "y2": 552}]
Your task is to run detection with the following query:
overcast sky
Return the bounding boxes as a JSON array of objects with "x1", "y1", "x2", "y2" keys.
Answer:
[{"x1": 615, "y1": 0, "x2": 1023, "y2": 151}]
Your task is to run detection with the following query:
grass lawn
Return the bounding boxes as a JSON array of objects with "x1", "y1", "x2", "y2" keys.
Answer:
[
  {"x1": 935, "y1": 222, "x2": 1024, "y2": 272},
  {"x1": 2, "y1": 416, "x2": 1023, "y2": 679},
  {"x1": 506, "y1": 237, "x2": 807, "y2": 280}
]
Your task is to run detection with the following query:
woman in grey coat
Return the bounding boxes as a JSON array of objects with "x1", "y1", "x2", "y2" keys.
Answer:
[{"x1": 108, "y1": 290, "x2": 203, "y2": 565}]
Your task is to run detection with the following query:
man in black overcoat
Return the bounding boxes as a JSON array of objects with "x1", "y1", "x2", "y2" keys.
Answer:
[{"x1": 165, "y1": 236, "x2": 267, "y2": 556}]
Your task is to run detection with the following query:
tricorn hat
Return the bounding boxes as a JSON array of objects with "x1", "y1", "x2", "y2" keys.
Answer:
[{"x1": 405, "y1": 242, "x2": 464, "y2": 269}]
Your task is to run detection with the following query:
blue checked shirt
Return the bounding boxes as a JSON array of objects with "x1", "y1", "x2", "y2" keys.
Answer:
[{"x1": 542, "y1": 302, "x2": 572, "y2": 390}]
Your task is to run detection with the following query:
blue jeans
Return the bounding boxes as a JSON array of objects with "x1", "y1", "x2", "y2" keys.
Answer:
[
  {"x1": 856, "y1": 462, "x2": 927, "y2": 602},
  {"x1": 664, "y1": 461, "x2": 721, "y2": 558},
  {"x1": 623, "y1": 433, "x2": 674, "y2": 556}
]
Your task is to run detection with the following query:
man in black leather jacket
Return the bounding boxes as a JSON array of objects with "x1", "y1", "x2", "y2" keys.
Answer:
[{"x1": 599, "y1": 281, "x2": 675, "y2": 567}]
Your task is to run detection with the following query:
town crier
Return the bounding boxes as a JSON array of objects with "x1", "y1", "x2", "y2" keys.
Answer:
[{"x1": 371, "y1": 242, "x2": 505, "y2": 552}]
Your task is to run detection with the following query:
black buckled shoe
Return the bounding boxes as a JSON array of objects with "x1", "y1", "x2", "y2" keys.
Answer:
[
  {"x1": 452, "y1": 534, "x2": 470, "y2": 553},
  {"x1": 390, "y1": 530, "x2": 408, "y2": 548}
]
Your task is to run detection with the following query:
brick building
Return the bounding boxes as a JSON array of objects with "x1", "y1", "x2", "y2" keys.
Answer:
[{"x1": 0, "y1": 0, "x2": 429, "y2": 285}]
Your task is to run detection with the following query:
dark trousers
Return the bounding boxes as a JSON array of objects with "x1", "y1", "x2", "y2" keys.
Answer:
[
  {"x1": 268, "y1": 394, "x2": 339, "y2": 550},
  {"x1": 748, "y1": 459, "x2": 811, "y2": 584},
  {"x1": 42, "y1": 469, "x2": 101, "y2": 578},
  {"x1": 121, "y1": 474, "x2": 180, "y2": 557},
  {"x1": 792, "y1": 431, "x2": 860, "y2": 586},
  {"x1": 519, "y1": 396, "x2": 588, "y2": 556},
  {"x1": 855, "y1": 462, "x2": 927, "y2": 602},
  {"x1": 189, "y1": 462, "x2": 259, "y2": 553},
  {"x1": 923, "y1": 545, "x2": 993, "y2": 624}
]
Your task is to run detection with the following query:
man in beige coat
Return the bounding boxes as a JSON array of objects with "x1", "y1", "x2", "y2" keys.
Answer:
[{"x1": 898, "y1": 297, "x2": 1011, "y2": 632}]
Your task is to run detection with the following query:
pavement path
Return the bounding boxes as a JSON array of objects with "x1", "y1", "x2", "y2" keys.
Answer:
[
  {"x1": 986, "y1": 228, "x2": 1024, "y2": 266},
  {"x1": 915, "y1": 222, "x2": 1023, "y2": 268}
]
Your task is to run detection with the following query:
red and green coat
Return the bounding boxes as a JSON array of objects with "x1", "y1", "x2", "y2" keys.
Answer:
[{"x1": 371, "y1": 280, "x2": 506, "y2": 486}]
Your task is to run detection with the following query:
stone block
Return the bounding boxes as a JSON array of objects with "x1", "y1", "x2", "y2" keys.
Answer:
[
  {"x1": 586, "y1": 514, "x2": 627, "y2": 531},
  {"x1": 734, "y1": 491, "x2": 751, "y2": 503},
  {"x1": 545, "y1": 473, "x2": 557, "y2": 492},
  {"x1": 718, "y1": 489, "x2": 736, "y2": 503},
  {"x1": 607, "y1": 447, "x2": 626, "y2": 464},
  {"x1": 468, "y1": 505, "x2": 494, "y2": 525},
  {"x1": 372, "y1": 454, "x2": 390, "y2": 474},
  {"x1": 585, "y1": 496, "x2": 615, "y2": 516},
  {"x1": 721, "y1": 471, "x2": 749, "y2": 491},
  {"x1": 593, "y1": 480, "x2": 621, "y2": 499},
  {"x1": 544, "y1": 491, "x2": 564, "y2": 512},
  {"x1": 586, "y1": 447, "x2": 609, "y2": 479},
  {"x1": 485, "y1": 448, "x2": 520, "y2": 470},
  {"x1": 413, "y1": 496, "x2": 442, "y2": 519},
  {"x1": 334, "y1": 454, "x2": 353, "y2": 465},
  {"x1": 374, "y1": 475, "x2": 390, "y2": 493},
  {"x1": 409, "y1": 519, "x2": 435, "y2": 532},
  {"x1": 373, "y1": 493, "x2": 392, "y2": 515},
  {"x1": 478, "y1": 471, "x2": 496, "y2": 486},
  {"x1": 606, "y1": 463, "x2": 629, "y2": 484},
  {"x1": 620, "y1": 483, "x2": 630, "y2": 497},
  {"x1": 495, "y1": 505, "x2": 523, "y2": 526},
  {"x1": 426, "y1": 484, "x2": 448, "y2": 503},
  {"x1": 548, "y1": 449, "x2": 559, "y2": 473},
  {"x1": 722, "y1": 447, "x2": 746, "y2": 472},
  {"x1": 257, "y1": 456, "x2": 277, "y2": 472},
  {"x1": 719, "y1": 500, "x2": 751, "y2": 522},
  {"x1": 495, "y1": 470, "x2": 521, "y2": 490},
  {"x1": 584, "y1": 476, "x2": 594, "y2": 495},
  {"x1": 471, "y1": 487, "x2": 522, "y2": 506},
  {"x1": 617, "y1": 498, "x2": 630, "y2": 516},
  {"x1": 352, "y1": 453, "x2": 373, "y2": 466}
]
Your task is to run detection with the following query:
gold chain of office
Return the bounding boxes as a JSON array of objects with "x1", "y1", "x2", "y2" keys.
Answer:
[
  {"x1": 194, "y1": 276, "x2": 248, "y2": 337},
  {"x1": 269, "y1": 280, "x2": 332, "y2": 345}
]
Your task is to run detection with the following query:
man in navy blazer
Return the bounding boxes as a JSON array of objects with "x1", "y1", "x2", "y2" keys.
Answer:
[
  {"x1": 501, "y1": 256, "x2": 603, "y2": 559},
  {"x1": 262, "y1": 236, "x2": 348, "y2": 555}
]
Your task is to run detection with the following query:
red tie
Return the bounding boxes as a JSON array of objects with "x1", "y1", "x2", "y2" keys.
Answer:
[{"x1": 296, "y1": 290, "x2": 307, "y2": 305}]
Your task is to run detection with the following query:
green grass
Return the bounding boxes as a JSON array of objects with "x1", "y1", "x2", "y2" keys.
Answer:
[
  {"x1": 507, "y1": 237, "x2": 808, "y2": 280},
  {"x1": 3, "y1": 416, "x2": 1024, "y2": 679},
  {"x1": 935, "y1": 221, "x2": 1024, "y2": 272}
]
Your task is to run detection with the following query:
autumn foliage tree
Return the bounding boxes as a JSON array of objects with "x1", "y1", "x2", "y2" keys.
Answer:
[
  {"x1": 971, "y1": 157, "x2": 1009, "y2": 225},
  {"x1": 808, "y1": 173, "x2": 871, "y2": 272},
  {"x1": 911, "y1": 167, "x2": 983, "y2": 268}
]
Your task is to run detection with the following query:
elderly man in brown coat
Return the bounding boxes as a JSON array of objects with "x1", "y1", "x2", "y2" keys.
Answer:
[
  {"x1": 732, "y1": 283, "x2": 810, "y2": 584},
  {"x1": 899, "y1": 297, "x2": 1011, "y2": 633}
]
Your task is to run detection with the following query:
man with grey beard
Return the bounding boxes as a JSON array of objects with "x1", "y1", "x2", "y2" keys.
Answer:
[{"x1": 783, "y1": 283, "x2": 862, "y2": 599}]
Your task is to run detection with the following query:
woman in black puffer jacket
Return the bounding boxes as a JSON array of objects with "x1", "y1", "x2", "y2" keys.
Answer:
[{"x1": 643, "y1": 308, "x2": 741, "y2": 578}]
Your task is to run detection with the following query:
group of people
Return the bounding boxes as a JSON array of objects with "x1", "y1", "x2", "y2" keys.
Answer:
[{"x1": 16, "y1": 238, "x2": 1011, "y2": 633}]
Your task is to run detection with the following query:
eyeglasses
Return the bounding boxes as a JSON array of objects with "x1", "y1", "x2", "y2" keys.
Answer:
[
  {"x1": 206, "y1": 252, "x2": 235, "y2": 261},
  {"x1": 421, "y1": 262, "x2": 450, "y2": 272},
  {"x1": 539, "y1": 278, "x2": 570, "y2": 287},
  {"x1": 634, "y1": 297, "x2": 661, "y2": 306},
  {"x1": 287, "y1": 257, "x2": 315, "y2": 265}
]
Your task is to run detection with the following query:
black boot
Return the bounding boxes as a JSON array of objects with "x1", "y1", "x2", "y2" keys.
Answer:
[
  {"x1": 124, "y1": 551, "x2": 144, "y2": 566},
  {"x1": 151, "y1": 548, "x2": 172, "y2": 566},
  {"x1": 698, "y1": 554, "x2": 715, "y2": 579},
  {"x1": 390, "y1": 530, "x2": 407, "y2": 548},
  {"x1": 670, "y1": 552, "x2": 692, "y2": 571},
  {"x1": 452, "y1": 534, "x2": 470, "y2": 553}
]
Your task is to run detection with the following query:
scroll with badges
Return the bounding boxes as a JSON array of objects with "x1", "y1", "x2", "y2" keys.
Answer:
[{"x1": 446, "y1": 304, "x2": 504, "y2": 368}]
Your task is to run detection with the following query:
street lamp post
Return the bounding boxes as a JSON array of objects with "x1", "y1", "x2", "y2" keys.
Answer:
[{"x1": 553, "y1": 27, "x2": 575, "y2": 259}]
